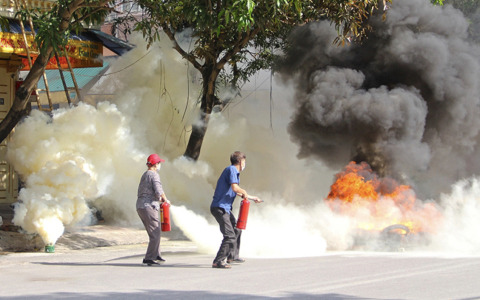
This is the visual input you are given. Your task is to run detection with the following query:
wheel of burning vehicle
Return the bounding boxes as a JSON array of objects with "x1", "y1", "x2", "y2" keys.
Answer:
[
  {"x1": 381, "y1": 224, "x2": 410, "y2": 236},
  {"x1": 379, "y1": 224, "x2": 410, "y2": 252}
]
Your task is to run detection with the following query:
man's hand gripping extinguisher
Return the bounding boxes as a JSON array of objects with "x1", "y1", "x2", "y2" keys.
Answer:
[
  {"x1": 236, "y1": 198, "x2": 250, "y2": 230},
  {"x1": 160, "y1": 202, "x2": 171, "y2": 232}
]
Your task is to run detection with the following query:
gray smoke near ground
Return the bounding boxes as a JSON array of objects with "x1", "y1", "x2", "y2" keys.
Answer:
[{"x1": 278, "y1": 0, "x2": 480, "y2": 198}]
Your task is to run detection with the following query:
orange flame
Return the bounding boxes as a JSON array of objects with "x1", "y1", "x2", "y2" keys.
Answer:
[{"x1": 326, "y1": 162, "x2": 442, "y2": 233}]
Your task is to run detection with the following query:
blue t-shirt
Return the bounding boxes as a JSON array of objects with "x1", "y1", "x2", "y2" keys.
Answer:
[{"x1": 211, "y1": 165, "x2": 240, "y2": 213}]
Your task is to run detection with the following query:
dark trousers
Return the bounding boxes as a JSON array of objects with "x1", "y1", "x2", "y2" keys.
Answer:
[
  {"x1": 211, "y1": 206, "x2": 242, "y2": 264},
  {"x1": 137, "y1": 206, "x2": 161, "y2": 260}
]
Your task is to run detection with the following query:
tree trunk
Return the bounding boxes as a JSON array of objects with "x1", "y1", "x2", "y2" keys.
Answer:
[
  {"x1": 0, "y1": 53, "x2": 52, "y2": 143},
  {"x1": 184, "y1": 107, "x2": 210, "y2": 160},
  {"x1": 183, "y1": 64, "x2": 218, "y2": 160}
]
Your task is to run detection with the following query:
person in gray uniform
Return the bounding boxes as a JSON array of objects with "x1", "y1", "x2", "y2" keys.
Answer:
[{"x1": 136, "y1": 153, "x2": 170, "y2": 266}]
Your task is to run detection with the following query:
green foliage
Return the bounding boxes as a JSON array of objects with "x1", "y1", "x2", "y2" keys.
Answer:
[
  {"x1": 0, "y1": 15, "x2": 9, "y2": 32},
  {"x1": 16, "y1": 0, "x2": 115, "y2": 55},
  {"x1": 444, "y1": 0, "x2": 480, "y2": 42},
  {"x1": 17, "y1": 6, "x2": 70, "y2": 54},
  {"x1": 444, "y1": 0, "x2": 480, "y2": 12},
  {"x1": 134, "y1": 0, "x2": 383, "y2": 92},
  {"x1": 75, "y1": 4, "x2": 112, "y2": 29},
  {"x1": 111, "y1": 14, "x2": 139, "y2": 41}
]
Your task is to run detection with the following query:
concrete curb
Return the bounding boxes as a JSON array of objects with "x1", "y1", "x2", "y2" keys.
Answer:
[{"x1": 0, "y1": 225, "x2": 195, "y2": 253}]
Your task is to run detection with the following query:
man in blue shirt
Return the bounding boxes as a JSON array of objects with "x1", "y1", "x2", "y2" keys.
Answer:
[{"x1": 211, "y1": 151, "x2": 262, "y2": 269}]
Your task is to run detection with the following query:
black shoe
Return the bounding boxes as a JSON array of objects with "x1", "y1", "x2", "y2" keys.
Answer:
[
  {"x1": 156, "y1": 256, "x2": 166, "y2": 262},
  {"x1": 212, "y1": 262, "x2": 231, "y2": 269},
  {"x1": 143, "y1": 259, "x2": 160, "y2": 266}
]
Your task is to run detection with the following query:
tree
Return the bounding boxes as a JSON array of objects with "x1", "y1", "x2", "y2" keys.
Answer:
[
  {"x1": 0, "y1": 0, "x2": 120, "y2": 143},
  {"x1": 0, "y1": 15, "x2": 9, "y2": 32},
  {"x1": 442, "y1": 0, "x2": 480, "y2": 42},
  {"x1": 132, "y1": 0, "x2": 387, "y2": 161}
]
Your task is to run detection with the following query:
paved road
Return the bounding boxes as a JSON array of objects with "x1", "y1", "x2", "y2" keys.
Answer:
[{"x1": 1, "y1": 245, "x2": 479, "y2": 300}]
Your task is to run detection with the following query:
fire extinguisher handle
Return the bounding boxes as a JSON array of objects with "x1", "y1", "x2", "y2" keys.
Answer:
[
  {"x1": 248, "y1": 197, "x2": 264, "y2": 203},
  {"x1": 237, "y1": 193, "x2": 264, "y2": 203}
]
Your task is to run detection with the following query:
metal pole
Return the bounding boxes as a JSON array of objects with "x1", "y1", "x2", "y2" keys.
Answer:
[
  {"x1": 13, "y1": 0, "x2": 42, "y2": 109},
  {"x1": 63, "y1": 50, "x2": 81, "y2": 102},
  {"x1": 54, "y1": 52, "x2": 71, "y2": 105},
  {"x1": 22, "y1": 0, "x2": 53, "y2": 111}
]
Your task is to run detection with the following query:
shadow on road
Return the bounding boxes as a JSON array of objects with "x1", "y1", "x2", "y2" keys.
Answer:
[
  {"x1": 32, "y1": 262, "x2": 211, "y2": 269},
  {"x1": 103, "y1": 254, "x2": 144, "y2": 262},
  {"x1": 103, "y1": 251, "x2": 200, "y2": 262},
  {"x1": 0, "y1": 290, "x2": 407, "y2": 300}
]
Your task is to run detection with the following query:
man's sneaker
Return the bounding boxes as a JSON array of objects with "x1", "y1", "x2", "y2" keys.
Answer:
[
  {"x1": 143, "y1": 259, "x2": 160, "y2": 266},
  {"x1": 156, "y1": 256, "x2": 166, "y2": 262}
]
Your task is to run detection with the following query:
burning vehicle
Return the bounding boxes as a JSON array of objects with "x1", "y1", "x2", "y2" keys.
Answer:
[{"x1": 325, "y1": 162, "x2": 443, "y2": 251}]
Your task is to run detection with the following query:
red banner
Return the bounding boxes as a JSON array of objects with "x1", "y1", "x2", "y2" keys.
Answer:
[{"x1": 0, "y1": 32, "x2": 103, "y2": 70}]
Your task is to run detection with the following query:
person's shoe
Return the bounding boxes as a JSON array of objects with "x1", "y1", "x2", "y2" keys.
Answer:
[
  {"x1": 143, "y1": 259, "x2": 160, "y2": 266},
  {"x1": 227, "y1": 258, "x2": 245, "y2": 263},
  {"x1": 156, "y1": 256, "x2": 166, "y2": 262},
  {"x1": 212, "y1": 262, "x2": 231, "y2": 269}
]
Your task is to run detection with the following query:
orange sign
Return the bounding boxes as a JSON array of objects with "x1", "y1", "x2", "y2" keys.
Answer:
[{"x1": 0, "y1": 32, "x2": 103, "y2": 70}]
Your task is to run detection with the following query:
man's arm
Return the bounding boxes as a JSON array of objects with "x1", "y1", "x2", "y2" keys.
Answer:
[
  {"x1": 231, "y1": 183, "x2": 247, "y2": 198},
  {"x1": 232, "y1": 183, "x2": 263, "y2": 203}
]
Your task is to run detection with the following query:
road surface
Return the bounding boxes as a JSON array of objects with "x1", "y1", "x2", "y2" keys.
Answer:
[{"x1": 1, "y1": 244, "x2": 479, "y2": 299}]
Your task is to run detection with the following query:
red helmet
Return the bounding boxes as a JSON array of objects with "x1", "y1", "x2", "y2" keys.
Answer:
[{"x1": 147, "y1": 154, "x2": 165, "y2": 165}]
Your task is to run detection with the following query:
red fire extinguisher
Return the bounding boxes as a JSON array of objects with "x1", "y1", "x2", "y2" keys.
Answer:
[
  {"x1": 236, "y1": 198, "x2": 250, "y2": 230},
  {"x1": 160, "y1": 202, "x2": 171, "y2": 232}
]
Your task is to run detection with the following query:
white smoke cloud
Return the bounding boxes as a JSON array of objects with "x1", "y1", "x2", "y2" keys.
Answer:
[
  {"x1": 7, "y1": 102, "x2": 143, "y2": 244},
  {"x1": 427, "y1": 178, "x2": 480, "y2": 253}
]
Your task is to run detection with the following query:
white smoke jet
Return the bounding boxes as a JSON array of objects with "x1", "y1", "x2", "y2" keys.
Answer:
[
  {"x1": 171, "y1": 202, "x2": 344, "y2": 258},
  {"x1": 170, "y1": 205, "x2": 219, "y2": 254}
]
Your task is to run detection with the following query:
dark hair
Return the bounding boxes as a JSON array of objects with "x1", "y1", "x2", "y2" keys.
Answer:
[{"x1": 230, "y1": 151, "x2": 246, "y2": 165}]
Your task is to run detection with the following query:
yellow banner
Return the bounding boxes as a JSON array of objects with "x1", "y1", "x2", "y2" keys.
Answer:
[{"x1": 0, "y1": 32, "x2": 103, "y2": 70}]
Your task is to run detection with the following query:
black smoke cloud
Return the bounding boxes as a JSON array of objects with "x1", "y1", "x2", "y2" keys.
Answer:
[{"x1": 278, "y1": 0, "x2": 480, "y2": 197}]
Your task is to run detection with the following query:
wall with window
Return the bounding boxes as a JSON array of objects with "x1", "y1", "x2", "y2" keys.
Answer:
[{"x1": 0, "y1": 57, "x2": 21, "y2": 204}]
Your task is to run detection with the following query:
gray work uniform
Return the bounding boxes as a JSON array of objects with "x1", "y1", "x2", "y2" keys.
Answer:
[{"x1": 136, "y1": 170, "x2": 164, "y2": 260}]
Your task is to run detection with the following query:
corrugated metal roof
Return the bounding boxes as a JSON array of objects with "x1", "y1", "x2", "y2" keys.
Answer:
[
  {"x1": 86, "y1": 29, "x2": 135, "y2": 55},
  {"x1": 34, "y1": 61, "x2": 109, "y2": 92}
]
